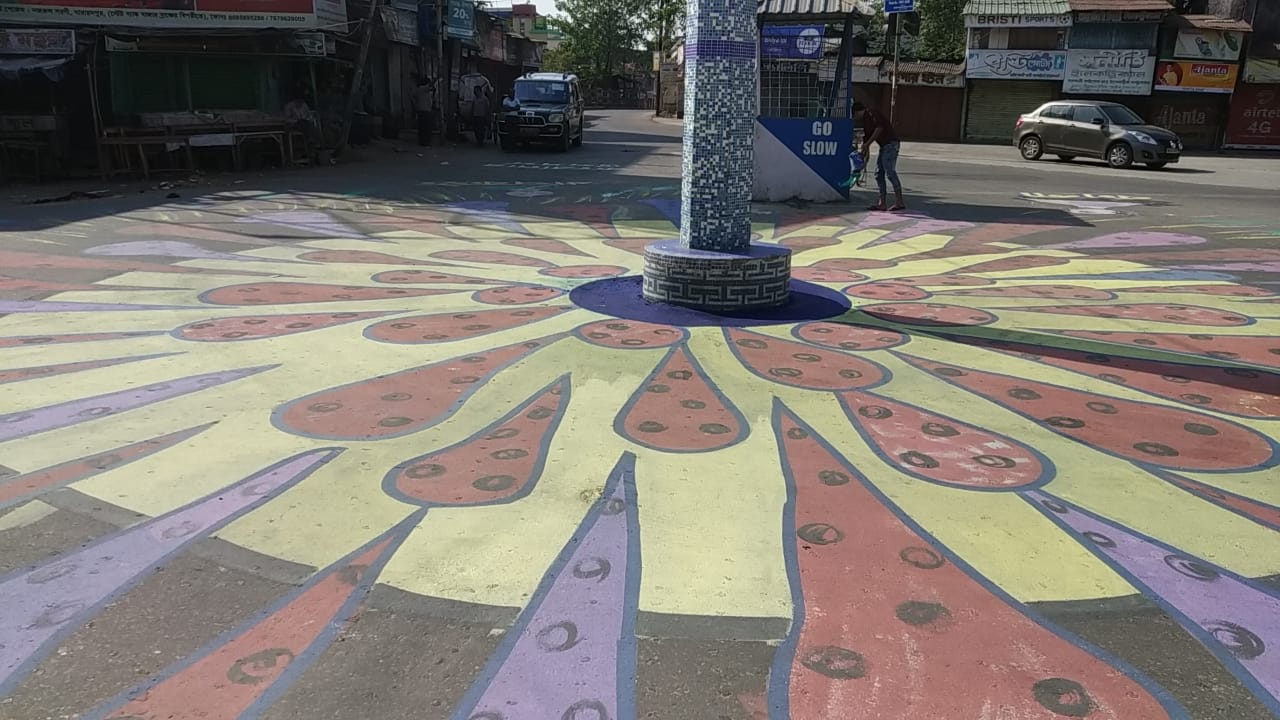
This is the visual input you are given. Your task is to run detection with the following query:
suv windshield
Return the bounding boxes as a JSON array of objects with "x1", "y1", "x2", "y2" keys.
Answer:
[
  {"x1": 514, "y1": 80, "x2": 569, "y2": 104},
  {"x1": 1101, "y1": 104, "x2": 1145, "y2": 125}
]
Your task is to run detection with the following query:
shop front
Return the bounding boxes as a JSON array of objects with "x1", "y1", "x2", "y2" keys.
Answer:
[
  {"x1": 1149, "y1": 17, "x2": 1249, "y2": 150},
  {"x1": 876, "y1": 60, "x2": 964, "y2": 142},
  {"x1": 964, "y1": 50, "x2": 1066, "y2": 142},
  {"x1": 0, "y1": 27, "x2": 87, "y2": 179},
  {"x1": 1224, "y1": 58, "x2": 1280, "y2": 150}
]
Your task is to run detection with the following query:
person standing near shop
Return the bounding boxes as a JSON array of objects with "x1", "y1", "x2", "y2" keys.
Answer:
[
  {"x1": 470, "y1": 85, "x2": 492, "y2": 148},
  {"x1": 853, "y1": 101, "x2": 905, "y2": 212},
  {"x1": 413, "y1": 76, "x2": 439, "y2": 147}
]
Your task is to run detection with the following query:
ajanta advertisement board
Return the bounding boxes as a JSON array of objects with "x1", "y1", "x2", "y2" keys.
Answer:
[{"x1": 0, "y1": 0, "x2": 344, "y2": 29}]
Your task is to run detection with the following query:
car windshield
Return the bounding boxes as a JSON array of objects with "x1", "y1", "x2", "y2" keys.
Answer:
[
  {"x1": 1101, "y1": 105, "x2": 1145, "y2": 125},
  {"x1": 514, "y1": 81, "x2": 569, "y2": 104}
]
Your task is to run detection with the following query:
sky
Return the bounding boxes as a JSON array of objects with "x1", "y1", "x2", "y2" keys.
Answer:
[{"x1": 487, "y1": 0, "x2": 560, "y2": 15}]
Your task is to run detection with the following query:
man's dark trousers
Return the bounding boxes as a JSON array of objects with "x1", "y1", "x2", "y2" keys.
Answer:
[{"x1": 417, "y1": 111, "x2": 435, "y2": 146}]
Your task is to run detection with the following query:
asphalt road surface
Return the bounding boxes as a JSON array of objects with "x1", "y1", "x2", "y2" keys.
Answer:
[{"x1": 1, "y1": 110, "x2": 1279, "y2": 720}]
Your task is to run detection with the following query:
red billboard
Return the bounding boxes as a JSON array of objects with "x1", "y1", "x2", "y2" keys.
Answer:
[
  {"x1": 0, "y1": 0, "x2": 344, "y2": 29},
  {"x1": 1225, "y1": 84, "x2": 1280, "y2": 149}
]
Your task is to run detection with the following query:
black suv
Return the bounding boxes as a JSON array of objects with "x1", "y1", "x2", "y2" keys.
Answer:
[{"x1": 497, "y1": 73, "x2": 585, "y2": 152}]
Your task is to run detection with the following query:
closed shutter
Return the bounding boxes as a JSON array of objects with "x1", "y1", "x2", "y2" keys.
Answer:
[
  {"x1": 189, "y1": 58, "x2": 261, "y2": 110},
  {"x1": 965, "y1": 80, "x2": 1056, "y2": 143}
]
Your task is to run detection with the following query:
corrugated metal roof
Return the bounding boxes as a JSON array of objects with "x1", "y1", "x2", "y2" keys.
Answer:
[
  {"x1": 963, "y1": 0, "x2": 1070, "y2": 15},
  {"x1": 1067, "y1": 0, "x2": 1171, "y2": 11},
  {"x1": 1169, "y1": 14, "x2": 1253, "y2": 32},
  {"x1": 897, "y1": 60, "x2": 965, "y2": 75},
  {"x1": 757, "y1": 0, "x2": 874, "y2": 19},
  {"x1": 852, "y1": 55, "x2": 883, "y2": 67}
]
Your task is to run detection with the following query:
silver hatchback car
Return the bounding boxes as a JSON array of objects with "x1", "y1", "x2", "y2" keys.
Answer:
[{"x1": 1014, "y1": 100, "x2": 1184, "y2": 169}]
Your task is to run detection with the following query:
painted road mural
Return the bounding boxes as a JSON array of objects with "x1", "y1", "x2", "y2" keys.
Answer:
[{"x1": 0, "y1": 185, "x2": 1278, "y2": 719}]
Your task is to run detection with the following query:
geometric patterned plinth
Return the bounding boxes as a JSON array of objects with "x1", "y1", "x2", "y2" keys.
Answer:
[{"x1": 642, "y1": 239, "x2": 793, "y2": 311}]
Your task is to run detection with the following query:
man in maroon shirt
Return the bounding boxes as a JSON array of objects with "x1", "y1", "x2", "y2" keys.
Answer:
[{"x1": 854, "y1": 101, "x2": 905, "y2": 211}]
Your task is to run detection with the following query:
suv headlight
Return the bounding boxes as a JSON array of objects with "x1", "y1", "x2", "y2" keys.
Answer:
[
  {"x1": 548, "y1": 113, "x2": 565, "y2": 124},
  {"x1": 1129, "y1": 131, "x2": 1157, "y2": 145}
]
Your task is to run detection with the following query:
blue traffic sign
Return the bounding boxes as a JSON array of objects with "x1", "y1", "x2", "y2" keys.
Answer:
[{"x1": 885, "y1": 0, "x2": 915, "y2": 13}]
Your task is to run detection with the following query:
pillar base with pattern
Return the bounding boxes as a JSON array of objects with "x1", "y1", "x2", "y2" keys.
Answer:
[{"x1": 642, "y1": 240, "x2": 793, "y2": 312}]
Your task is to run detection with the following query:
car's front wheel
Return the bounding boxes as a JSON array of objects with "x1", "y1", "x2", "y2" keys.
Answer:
[
  {"x1": 1107, "y1": 142, "x2": 1134, "y2": 169},
  {"x1": 1019, "y1": 135, "x2": 1044, "y2": 161},
  {"x1": 572, "y1": 123, "x2": 583, "y2": 147},
  {"x1": 558, "y1": 123, "x2": 571, "y2": 152}
]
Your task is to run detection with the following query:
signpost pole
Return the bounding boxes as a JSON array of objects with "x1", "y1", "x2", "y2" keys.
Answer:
[
  {"x1": 335, "y1": 0, "x2": 381, "y2": 156},
  {"x1": 890, "y1": 13, "x2": 901, "y2": 123},
  {"x1": 885, "y1": 0, "x2": 913, "y2": 123}
]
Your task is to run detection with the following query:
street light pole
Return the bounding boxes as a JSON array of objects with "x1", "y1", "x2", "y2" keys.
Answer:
[{"x1": 890, "y1": 11, "x2": 901, "y2": 123}]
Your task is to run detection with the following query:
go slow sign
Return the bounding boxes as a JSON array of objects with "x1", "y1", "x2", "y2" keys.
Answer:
[
  {"x1": 802, "y1": 120, "x2": 842, "y2": 156},
  {"x1": 757, "y1": 116, "x2": 853, "y2": 197}
]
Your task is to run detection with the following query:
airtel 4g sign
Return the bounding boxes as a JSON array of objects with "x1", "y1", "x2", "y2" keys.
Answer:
[{"x1": 1226, "y1": 86, "x2": 1280, "y2": 149}]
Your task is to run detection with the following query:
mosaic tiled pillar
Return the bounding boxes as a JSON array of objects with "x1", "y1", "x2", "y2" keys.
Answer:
[
  {"x1": 641, "y1": 0, "x2": 792, "y2": 312},
  {"x1": 679, "y1": 0, "x2": 757, "y2": 252}
]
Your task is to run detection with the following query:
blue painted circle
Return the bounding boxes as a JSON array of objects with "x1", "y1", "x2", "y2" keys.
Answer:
[{"x1": 568, "y1": 275, "x2": 852, "y2": 328}]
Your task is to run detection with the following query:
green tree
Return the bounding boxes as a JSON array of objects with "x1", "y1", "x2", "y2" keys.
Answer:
[
  {"x1": 550, "y1": 0, "x2": 649, "y2": 83},
  {"x1": 915, "y1": 0, "x2": 966, "y2": 61}
]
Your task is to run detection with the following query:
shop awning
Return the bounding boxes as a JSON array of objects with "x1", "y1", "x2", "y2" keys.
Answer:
[
  {"x1": 0, "y1": 55, "x2": 72, "y2": 81},
  {"x1": 1067, "y1": 0, "x2": 1171, "y2": 10},
  {"x1": 963, "y1": 0, "x2": 1070, "y2": 15},
  {"x1": 757, "y1": 0, "x2": 874, "y2": 22},
  {"x1": 1167, "y1": 14, "x2": 1253, "y2": 33}
]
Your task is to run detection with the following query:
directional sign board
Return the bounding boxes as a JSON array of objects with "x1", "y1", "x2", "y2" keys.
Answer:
[{"x1": 885, "y1": 0, "x2": 915, "y2": 13}]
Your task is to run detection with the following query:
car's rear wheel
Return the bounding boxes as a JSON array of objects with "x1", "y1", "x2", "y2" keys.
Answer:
[
  {"x1": 1019, "y1": 135, "x2": 1043, "y2": 161},
  {"x1": 1146, "y1": 162, "x2": 1168, "y2": 169},
  {"x1": 1056, "y1": 155, "x2": 1075, "y2": 162},
  {"x1": 1107, "y1": 142, "x2": 1134, "y2": 169}
]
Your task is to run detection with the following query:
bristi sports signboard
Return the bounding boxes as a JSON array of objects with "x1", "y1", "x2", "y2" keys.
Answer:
[{"x1": 0, "y1": 0, "x2": 345, "y2": 29}]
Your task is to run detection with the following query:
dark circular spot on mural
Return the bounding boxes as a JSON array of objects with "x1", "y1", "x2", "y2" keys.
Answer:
[
  {"x1": 787, "y1": 427, "x2": 809, "y2": 440},
  {"x1": 1208, "y1": 621, "x2": 1265, "y2": 660},
  {"x1": 895, "y1": 600, "x2": 951, "y2": 627},
  {"x1": 379, "y1": 416, "x2": 413, "y2": 428},
  {"x1": 637, "y1": 421, "x2": 667, "y2": 433},
  {"x1": 1180, "y1": 393, "x2": 1212, "y2": 405},
  {"x1": 381, "y1": 392, "x2": 412, "y2": 402},
  {"x1": 487, "y1": 427, "x2": 520, "y2": 440},
  {"x1": 647, "y1": 383, "x2": 670, "y2": 394},
  {"x1": 535, "y1": 621, "x2": 582, "y2": 653},
  {"x1": 770, "y1": 367, "x2": 803, "y2": 378},
  {"x1": 1083, "y1": 531, "x2": 1116, "y2": 548},
  {"x1": 1045, "y1": 416, "x2": 1085, "y2": 429},
  {"x1": 1008, "y1": 388, "x2": 1041, "y2": 401},
  {"x1": 1163, "y1": 554, "x2": 1219, "y2": 582},
  {"x1": 900, "y1": 451, "x2": 940, "y2": 469},
  {"x1": 681, "y1": 399, "x2": 707, "y2": 410},
  {"x1": 571, "y1": 557, "x2": 612, "y2": 582},
  {"x1": 560, "y1": 699, "x2": 609, "y2": 720},
  {"x1": 700, "y1": 423, "x2": 732, "y2": 435},
  {"x1": 1032, "y1": 678, "x2": 1095, "y2": 717},
  {"x1": 468, "y1": 473, "x2": 516, "y2": 493},
  {"x1": 921, "y1": 422, "x2": 959, "y2": 438},
  {"x1": 1041, "y1": 499, "x2": 1068, "y2": 514},
  {"x1": 1134, "y1": 441, "x2": 1179, "y2": 457},
  {"x1": 1086, "y1": 401, "x2": 1118, "y2": 415},
  {"x1": 935, "y1": 367, "x2": 965, "y2": 377},
  {"x1": 859, "y1": 405, "x2": 893, "y2": 420},
  {"x1": 527, "y1": 407, "x2": 555, "y2": 420},
  {"x1": 899, "y1": 546, "x2": 945, "y2": 569},
  {"x1": 800, "y1": 646, "x2": 867, "y2": 680},
  {"x1": 736, "y1": 338, "x2": 769, "y2": 350},
  {"x1": 1183, "y1": 423, "x2": 1219, "y2": 436},
  {"x1": 818, "y1": 470, "x2": 850, "y2": 486},
  {"x1": 667, "y1": 370, "x2": 693, "y2": 381},
  {"x1": 797, "y1": 523, "x2": 844, "y2": 545},
  {"x1": 405, "y1": 463, "x2": 446, "y2": 480},
  {"x1": 974, "y1": 454, "x2": 1016, "y2": 468},
  {"x1": 568, "y1": 276, "x2": 852, "y2": 328}
]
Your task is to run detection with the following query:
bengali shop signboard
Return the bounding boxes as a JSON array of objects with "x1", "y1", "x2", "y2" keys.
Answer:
[
  {"x1": 1063, "y1": 49, "x2": 1154, "y2": 95},
  {"x1": 1154, "y1": 60, "x2": 1238, "y2": 94},
  {"x1": 966, "y1": 50, "x2": 1067, "y2": 80},
  {"x1": 0, "y1": 27, "x2": 75, "y2": 54},
  {"x1": 0, "y1": 0, "x2": 322, "y2": 28},
  {"x1": 1225, "y1": 84, "x2": 1280, "y2": 149}
]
